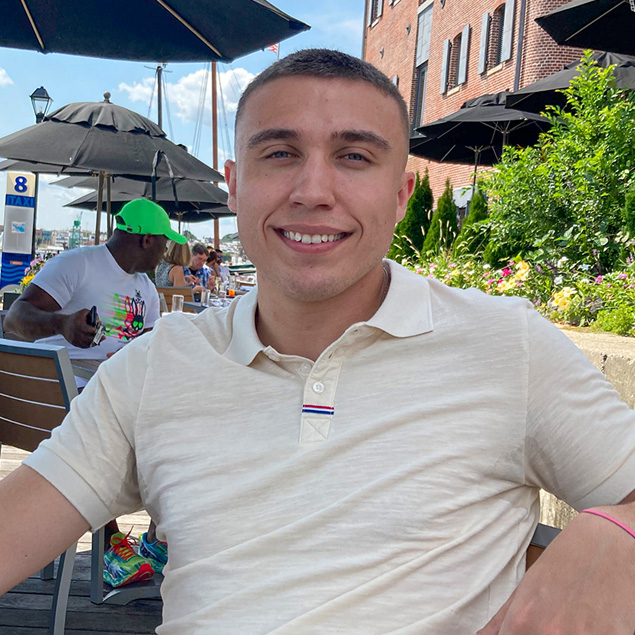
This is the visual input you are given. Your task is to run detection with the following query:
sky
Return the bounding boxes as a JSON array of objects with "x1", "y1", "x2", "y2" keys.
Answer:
[{"x1": 0, "y1": 0, "x2": 365, "y2": 241}]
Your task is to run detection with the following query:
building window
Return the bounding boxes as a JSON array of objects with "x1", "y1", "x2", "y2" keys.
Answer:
[
  {"x1": 489, "y1": 4, "x2": 505, "y2": 68},
  {"x1": 447, "y1": 32, "x2": 462, "y2": 90},
  {"x1": 413, "y1": 63, "x2": 428, "y2": 128},
  {"x1": 368, "y1": 0, "x2": 384, "y2": 24},
  {"x1": 478, "y1": 0, "x2": 515, "y2": 73}
]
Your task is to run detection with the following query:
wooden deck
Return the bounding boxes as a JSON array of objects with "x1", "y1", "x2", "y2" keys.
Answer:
[{"x1": 0, "y1": 446, "x2": 162, "y2": 634}]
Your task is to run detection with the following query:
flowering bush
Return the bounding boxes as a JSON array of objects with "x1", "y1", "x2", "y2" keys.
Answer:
[
  {"x1": 407, "y1": 251, "x2": 635, "y2": 336},
  {"x1": 20, "y1": 253, "x2": 55, "y2": 291}
]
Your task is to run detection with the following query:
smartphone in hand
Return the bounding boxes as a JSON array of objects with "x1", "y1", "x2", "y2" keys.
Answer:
[{"x1": 87, "y1": 306, "x2": 105, "y2": 347}]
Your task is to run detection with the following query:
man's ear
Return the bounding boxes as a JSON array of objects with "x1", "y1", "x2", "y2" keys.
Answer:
[
  {"x1": 395, "y1": 171, "x2": 416, "y2": 225},
  {"x1": 225, "y1": 160, "x2": 237, "y2": 213},
  {"x1": 141, "y1": 234, "x2": 154, "y2": 249}
]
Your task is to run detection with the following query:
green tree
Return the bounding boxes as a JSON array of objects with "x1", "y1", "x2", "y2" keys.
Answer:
[
  {"x1": 483, "y1": 51, "x2": 635, "y2": 271},
  {"x1": 453, "y1": 188, "x2": 489, "y2": 257},
  {"x1": 422, "y1": 179, "x2": 458, "y2": 254},
  {"x1": 624, "y1": 184, "x2": 635, "y2": 236},
  {"x1": 388, "y1": 169, "x2": 434, "y2": 261}
]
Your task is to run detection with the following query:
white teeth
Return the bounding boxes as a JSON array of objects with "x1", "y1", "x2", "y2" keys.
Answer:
[{"x1": 282, "y1": 230, "x2": 345, "y2": 244}]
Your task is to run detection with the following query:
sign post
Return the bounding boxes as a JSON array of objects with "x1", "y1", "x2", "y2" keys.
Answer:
[{"x1": 1, "y1": 172, "x2": 37, "y2": 292}]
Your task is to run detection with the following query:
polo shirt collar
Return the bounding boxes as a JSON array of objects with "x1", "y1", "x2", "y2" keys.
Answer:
[
  {"x1": 365, "y1": 260, "x2": 434, "y2": 338},
  {"x1": 224, "y1": 286, "x2": 263, "y2": 365},
  {"x1": 223, "y1": 259, "x2": 434, "y2": 366}
]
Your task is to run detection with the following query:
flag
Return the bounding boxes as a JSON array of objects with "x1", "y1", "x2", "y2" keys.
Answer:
[{"x1": 268, "y1": 43, "x2": 279, "y2": 54}]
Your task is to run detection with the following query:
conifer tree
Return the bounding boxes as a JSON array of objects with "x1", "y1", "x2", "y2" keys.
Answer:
[
  {"x1": 422, "y1": 179, "x2": 458, "y2": 255},
  {"x1": 453, "y1": 188, "x2": 489, "y2": 257},
  {"x1": 387, "y1": 169, "x2": 433, "y2": 261}
]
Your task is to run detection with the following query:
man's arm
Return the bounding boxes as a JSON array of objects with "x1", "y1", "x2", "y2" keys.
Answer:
[
  {"x1": 0, "y1": 465, "x2": 89, "y2": 596},
  {"x1": 4, "y1": 284, "x2": 98, "y2": 348},
  {"x1": 478, "y1": 495, "x2": 635, "y2": 634}
]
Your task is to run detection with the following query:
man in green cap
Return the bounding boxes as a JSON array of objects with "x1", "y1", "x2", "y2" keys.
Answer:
[{"x1": 5, "y1": 198, "x2": 184, "y2": 361}]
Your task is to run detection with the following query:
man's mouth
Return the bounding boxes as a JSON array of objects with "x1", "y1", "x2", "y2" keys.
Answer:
[{"x1": 281, "y1": 230, "x2": 346, "y2": 244}]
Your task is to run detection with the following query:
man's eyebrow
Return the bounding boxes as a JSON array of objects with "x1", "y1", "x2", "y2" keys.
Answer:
[
  {"x1": 246, "y1": 128, "x2": 300, "y2": 148},
  {"x1": 332, "y1": 130, "x2": 392, "y2": 151}
]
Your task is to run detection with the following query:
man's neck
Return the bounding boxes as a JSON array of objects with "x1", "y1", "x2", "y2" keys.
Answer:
[
  {"x1": 106, "y1": 240, "x2": 138, "y2": 274},
  {"x1": 255, "y1": 263, "x2": 389, "y2": 361}
]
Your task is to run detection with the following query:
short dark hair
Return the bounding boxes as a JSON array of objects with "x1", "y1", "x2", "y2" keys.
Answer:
[
  {"x1": 236, "y1": 49, "x2": 410, "y2": 141},
  {"x1": 191, "y1": 243, "x2": 208, "y2": 257}
]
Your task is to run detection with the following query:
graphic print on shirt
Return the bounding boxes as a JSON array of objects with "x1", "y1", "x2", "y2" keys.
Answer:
[{"x1": 103, "y1": 290, "x2": 147, "y2": 341}]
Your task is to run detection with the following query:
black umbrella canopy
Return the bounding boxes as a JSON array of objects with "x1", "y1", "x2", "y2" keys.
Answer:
[
  {"x1": 411, "y1": 92, "x2": 550, "y2": 165},
  {"x1": 0, "y1": 0, "x2": 309, "y2": 62},
  {"x1": 0, "y1": 158, "x2": 93, "y2": 175},
  {"x1": 55, "y1": 174, "x2": 228, "y2": 206},
  {"x1": 0, "y1": 96, "x2": 224, "y2": 181},
  {"x1": 66, "y1": 190, "x2": 234, "y2": 223},
  {"x1": 535, "y1": 0, "x2": 635, "y2": 56},
  {"x1": 507, "y1": 52, "x2": 635, "y2": 112}
]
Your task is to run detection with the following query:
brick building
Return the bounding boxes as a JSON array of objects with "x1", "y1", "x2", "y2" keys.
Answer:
[{"x1": 362, "y1": 0, "x2": 584, "y2": 207}]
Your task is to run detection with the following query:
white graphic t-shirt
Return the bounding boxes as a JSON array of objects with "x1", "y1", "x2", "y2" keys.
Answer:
[{"x1": 33, "y1": 244, "x2": 160, "y2": 360}]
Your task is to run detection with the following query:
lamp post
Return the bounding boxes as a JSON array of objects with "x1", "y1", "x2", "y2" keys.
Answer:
[
  {"x1": 30, "y1": 86, "x2": 53, "y2": 124},
  {"x1": 28, "y1": 86, "x2": 53, "y2": 256}
]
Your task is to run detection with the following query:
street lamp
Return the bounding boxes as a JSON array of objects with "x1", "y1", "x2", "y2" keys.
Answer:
[{"x1": 29, "y1": 86, "x2": 53, "y2": 124}]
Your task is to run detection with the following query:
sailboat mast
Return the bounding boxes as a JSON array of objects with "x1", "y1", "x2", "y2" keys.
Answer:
[
  {"x1": 211, "y1": 61, "x2": 220, "y2": 249},
  {"x1": 157, "y1": 64, "x2": 163, "y2": 130}
]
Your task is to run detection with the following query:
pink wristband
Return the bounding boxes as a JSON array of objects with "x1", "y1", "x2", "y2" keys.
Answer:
[{"x1": 581, "y1": 508, "x2": 635, "y2": 540}]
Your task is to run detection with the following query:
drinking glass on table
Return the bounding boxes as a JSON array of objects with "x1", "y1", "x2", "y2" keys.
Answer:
[
  {"x1": 201, "y1": 289, "x2": 211, "y2": 307},
  {"x1": 172, "y1": 294, "x2": 184, "y2": 312}
]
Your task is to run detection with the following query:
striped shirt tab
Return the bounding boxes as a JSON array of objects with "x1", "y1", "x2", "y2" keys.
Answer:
[{"x1": 302, "y1": 404, "x2": 335, "y2": 416}]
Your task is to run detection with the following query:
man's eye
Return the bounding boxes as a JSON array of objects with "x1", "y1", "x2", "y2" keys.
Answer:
[
  {"x1": 268, "y1": 150, "x2": 292, "y2": 159},
  {"x1": 344, "y1": 153, "x2": 367, "y2": 162}
]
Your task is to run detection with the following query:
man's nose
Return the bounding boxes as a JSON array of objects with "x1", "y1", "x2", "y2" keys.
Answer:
[{"x1": 289, "y1": 156, "x2": 336, "y2": 210}]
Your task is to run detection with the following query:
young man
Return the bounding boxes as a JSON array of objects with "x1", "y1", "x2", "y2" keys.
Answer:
[
  {"x1": 2, "y1": 50, "x2": 635, "y2": 634},
  {"x1": 182, "y1": 242, "x2": 213, "y2": 289}
]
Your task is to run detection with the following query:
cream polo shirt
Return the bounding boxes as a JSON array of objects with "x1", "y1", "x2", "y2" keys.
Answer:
[{"x1": 25, "y1": 260, "x2": 635, "y2": 634}]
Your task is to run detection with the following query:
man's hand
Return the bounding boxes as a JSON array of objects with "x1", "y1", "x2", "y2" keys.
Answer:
[
  {"x1": 59, "y1": 308, "x2": 104, "y2": 348},
  {"x1": 477, "y1": 508, "x2": 635, "y2": 634},
  {"x1": 184, "y1": 274, "x2": 200, "y2": 286}
]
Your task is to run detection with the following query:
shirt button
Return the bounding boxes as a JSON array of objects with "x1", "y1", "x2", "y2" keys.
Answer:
[
  {"x1": 312, "y1": 381, "x2": 325, "y2": 394},
  {"x1": 301, "y1": 362, "x2": 312, "y2": 374}
]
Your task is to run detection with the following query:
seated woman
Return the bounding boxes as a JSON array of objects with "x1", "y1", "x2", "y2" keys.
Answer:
[{"x1": 155, "y1": 241, "x2": 192, "y2": 287}]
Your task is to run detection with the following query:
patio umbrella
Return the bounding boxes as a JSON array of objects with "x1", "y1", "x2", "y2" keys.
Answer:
[
  {"x1": 535, "y1": 0, "x2": 635, "y2": 56},
  {"x1": 0, "y1": 0, "x2": 309, "y2": 62},
  {"x1": 64, "y1": 177, "x2": 234, "y2": 231},
  {"x1": 0, "y1": 158, "x2": 91, "y2": 175},
  {"x1": 506, "y1": 51, "x2": 635, "y2": 113},
  {"x1": 410, "y1": 92, "x2": 550, "y2": 185},
  {"x1": 0, "y1": 94, "x2": 223, "y2": 241}
]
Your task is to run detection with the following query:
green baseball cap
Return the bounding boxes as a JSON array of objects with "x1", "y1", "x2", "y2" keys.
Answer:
[{"x1": 115, "y1": 198, "x2": 187, "y2": 244}]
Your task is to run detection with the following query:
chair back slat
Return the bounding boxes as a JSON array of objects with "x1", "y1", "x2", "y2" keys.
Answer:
[
  {"x1": 0, "y1": 340, "x2": 77, "y2": 453},
  {"x1": 0, "y1": 370, "x2": 67, "y2": 406},
  {"x1": 0, "y1": 350, "x2": 60, "y2": 379}
]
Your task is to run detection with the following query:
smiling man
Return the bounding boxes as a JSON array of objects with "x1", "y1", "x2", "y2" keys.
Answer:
[{"x1": 2, "y1": 50, "x2": 635, "y2": 635}]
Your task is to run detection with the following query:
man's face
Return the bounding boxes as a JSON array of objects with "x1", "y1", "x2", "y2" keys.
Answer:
[
  {"x1": 143, "y1": 234, "x2": 168, "y2": 271},
  {"x1": 190, "y1": 252, "x2": 207, "y2": 270},
  {"x1": 225, "y1": 76, "x2": 414, "y2": 303}
]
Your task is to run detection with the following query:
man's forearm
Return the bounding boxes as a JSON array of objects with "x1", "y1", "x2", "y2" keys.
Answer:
[{"x1": 4, "y1": 300, "x2": 65, "y2": 340}]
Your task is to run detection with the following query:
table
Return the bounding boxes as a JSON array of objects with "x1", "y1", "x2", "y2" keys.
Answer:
[{"x1": 71, "y1": 358, "x2": 102, "y2": 381}]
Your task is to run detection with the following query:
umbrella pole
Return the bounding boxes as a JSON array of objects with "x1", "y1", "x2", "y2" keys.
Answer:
[
  {"x1": 106, "y1": 177, "x2": 112, "y2": 237},
  {"x1": 212, "y1": 61, "x2": 220, "y2": 250},
  {"x1": 473, "y1": 149, "x2": 480, "y2": 189},
  {"x1": 95, "y1": 173, "x2": 104, "y2": 245}
]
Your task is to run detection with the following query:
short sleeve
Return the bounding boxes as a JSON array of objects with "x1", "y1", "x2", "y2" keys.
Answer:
[
  {"x1": 31, "y1": 251, "x2": 85, "y2": 309},
  {"x1": 524, "y1": 309, "x2": 635, "y2": 510},
  {"x1": 143, "y1": 281, "x2": 160, "y2": 329},
  {"x1": 23, "y1": 334, "x2": 151, "y2": 531}
]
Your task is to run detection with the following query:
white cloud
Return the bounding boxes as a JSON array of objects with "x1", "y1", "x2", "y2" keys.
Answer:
[
  {"x1": 0, "y1": 68, "x2": 13, "y2": 87},
  {"x1": 118, "y1": 77, "x2": 155, "y2": 104},
  {"x1": 167, "y1": 66, "x2": 255, "y2": 125}
]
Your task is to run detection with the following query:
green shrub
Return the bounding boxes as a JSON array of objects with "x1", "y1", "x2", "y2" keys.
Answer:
[
  {"x1": 453, "y1": 188, "x2": 489, "y2": 257},
  {"x1": 388, "y1": 169, "x2": 433, "y2": 261},
  {"x1": 593, "y1": 305, "x2": 635, "y2": 336},
  {"x1": 422, "y1": 179, "x2": 458, "y2": 255}
]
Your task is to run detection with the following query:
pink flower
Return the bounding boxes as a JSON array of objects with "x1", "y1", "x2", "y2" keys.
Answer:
[
  {"x1": 595, "y1": 275, "x2": 603, "y2": 283},
  {"x1": 502, "y1": 268, "x2": 513, "y2": 278},
  {"x1": 428, "y1": 273, "x2": 436, "y2": 278},
  {"x1": 486, "y1": 279, "x2": 495, "y2": 286},
  {"x1": 449, "y1": 263, "x2": 457, "y2": 268},
  {"x1": 618, "y1": 273, "x2": 628, "y2": 279}
]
